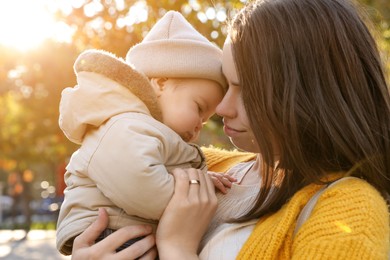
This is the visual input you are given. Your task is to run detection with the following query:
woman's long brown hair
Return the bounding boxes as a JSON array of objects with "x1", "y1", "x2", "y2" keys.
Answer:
[{"x1": 229, "y1": 0, "x2": 390, "y2": 221}]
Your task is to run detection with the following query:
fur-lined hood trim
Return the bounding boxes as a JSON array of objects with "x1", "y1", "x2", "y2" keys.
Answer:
[
  {"x1": 59, "y1": 49, "x2": 162, "y2": 144},
  {"x1": 74, "y1": 49, "x2": 162, "y2": 121}
]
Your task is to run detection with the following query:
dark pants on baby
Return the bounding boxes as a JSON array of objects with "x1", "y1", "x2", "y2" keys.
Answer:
[{"x1": 95, "y1": 228, "x2": 145, "y2": 252}]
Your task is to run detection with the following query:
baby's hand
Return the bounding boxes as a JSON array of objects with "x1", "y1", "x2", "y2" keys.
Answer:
[{"x1": 207, "y1": 171, "x2": 237, "y2": 194}]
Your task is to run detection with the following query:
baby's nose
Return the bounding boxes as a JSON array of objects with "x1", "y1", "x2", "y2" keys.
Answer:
[{"x1": 195, "y1": 120, "x2": 204, "y2": 132}]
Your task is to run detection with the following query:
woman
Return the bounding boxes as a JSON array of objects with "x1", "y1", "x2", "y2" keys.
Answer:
[{"x1": 73, "y1": 0, "x2": 390, "y2": 258}]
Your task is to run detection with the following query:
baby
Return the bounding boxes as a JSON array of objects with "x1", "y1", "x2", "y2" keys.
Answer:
[{"x1": 56, "y1": 11, "x2": 228, "y2": 255}]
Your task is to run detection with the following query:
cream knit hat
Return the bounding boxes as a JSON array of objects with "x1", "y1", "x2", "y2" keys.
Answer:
[{"x1": 126, "y1": 11, "x2": 226, "y2": 89}]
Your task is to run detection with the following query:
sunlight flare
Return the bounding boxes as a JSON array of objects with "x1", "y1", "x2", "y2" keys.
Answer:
[
  {"x1": 0, "y1": 0, "x2": 73, "y2": 51},
  {"x1": 334, "y1": 221, "x2": 352, "y2": 233}
]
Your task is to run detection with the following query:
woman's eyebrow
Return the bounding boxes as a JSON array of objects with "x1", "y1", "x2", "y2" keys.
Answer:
[{"x1": 222, "y1": 67, "x2": 240, "y2": 86}]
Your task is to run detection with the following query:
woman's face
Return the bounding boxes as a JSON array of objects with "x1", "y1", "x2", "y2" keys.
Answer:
[{"x1": 216, "y1": 40, "x2": 260, "y2": 153}]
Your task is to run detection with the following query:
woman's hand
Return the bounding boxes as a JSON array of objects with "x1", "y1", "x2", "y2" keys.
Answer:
[
  {"x1": 208, "y1": 171, "x2": 237, "y2": 194},
  {"x1": 156, "y1": 168, "x2": 218, "y2": 260},
  {"x1": 72, "y1": 208, "x2": 157, "y2": 260}
]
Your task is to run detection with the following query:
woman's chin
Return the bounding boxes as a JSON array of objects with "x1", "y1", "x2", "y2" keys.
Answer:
[{"x1": 230, "y1": 137, "x2": 260, "y2": 153}]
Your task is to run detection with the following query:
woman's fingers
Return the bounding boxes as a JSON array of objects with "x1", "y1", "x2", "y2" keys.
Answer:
[
  {"x1": 138, "y1": 246, "x2": 157, "y2": 260},
  {"x1": 116, "y1": 234, "x2": 156, "y2": 260},
  {"x1": 204, "y1": 173, "x2": 217, "y2": 206},
  {"x1": 73, "y1": 208, "x2": 108, "y2": 251},
  {"x1": 188, "y1": 168, "x2": 201, "y2": 202},
  {"x1": 173, "y1": 168, "x2": 191, "y2": 198},
  {"x1": 97, "y1": 225, "x2": 153, "y2": 252},
  {"x1": 157, "y1": 168, "x2": 218, "y2": 259},
  {"x1": 198, "y1": 169, "x2": 213, "y2": 203},
  {"x1": 71, "y1": 208, "x2": 155, "y2": 260}
]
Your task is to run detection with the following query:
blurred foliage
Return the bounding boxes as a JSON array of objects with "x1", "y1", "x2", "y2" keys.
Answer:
[
  {"x1": 0, "y1": 0, "x2": 389, "y2": 186},
  {"x1": 54, "y1": 0, "x2": 246, "y2": 56},
  {"x1": 359, "y1": 0, "x2": 390, "y2": 77}
]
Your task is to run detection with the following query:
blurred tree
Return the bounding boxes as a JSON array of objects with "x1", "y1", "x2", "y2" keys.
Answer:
[
  {"x1": 359, "y1": 0, "x2": 390, "y2": 78},
  {"x1": 0, "y1": 42, "x2": 79, "y2": 177},
  {"x1": 54, "y1": 0, "x2": 246, "y2": 56}
]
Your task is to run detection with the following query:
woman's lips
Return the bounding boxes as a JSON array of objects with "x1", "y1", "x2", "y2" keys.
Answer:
[{"x1": 223, "y1": 125, "x2": 245, "y2": 137}]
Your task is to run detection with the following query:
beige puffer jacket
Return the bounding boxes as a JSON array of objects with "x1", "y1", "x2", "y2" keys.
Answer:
[{"x1": 56, "y1": 50, "x2": 205, "y2": 255}]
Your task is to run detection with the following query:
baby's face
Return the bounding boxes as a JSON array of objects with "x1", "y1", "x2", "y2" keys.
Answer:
[{"x1": 156, "y1": 78, "x2": 224, "y2": 142}]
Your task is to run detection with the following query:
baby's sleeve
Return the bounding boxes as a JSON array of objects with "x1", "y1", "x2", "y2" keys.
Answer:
[{"x1": 87, "y1": 117, "x2": 174, "y2": 220}]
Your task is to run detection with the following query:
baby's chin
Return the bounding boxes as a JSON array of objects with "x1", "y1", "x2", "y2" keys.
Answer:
[{"x1": 181, "y1": 132, "x2": 194, "y2": 143}]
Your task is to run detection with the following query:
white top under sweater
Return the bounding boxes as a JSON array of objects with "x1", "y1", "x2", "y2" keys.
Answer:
[{"x1": 199, "y1": 161, "x2": 260, "y2": 260}]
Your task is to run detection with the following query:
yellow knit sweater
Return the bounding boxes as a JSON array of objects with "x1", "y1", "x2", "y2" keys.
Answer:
[{"x1": 202, "y1": 147, "x2": 390, "y2": 260}]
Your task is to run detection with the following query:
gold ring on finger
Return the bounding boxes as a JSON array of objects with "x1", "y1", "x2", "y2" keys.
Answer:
[{"x1": 189, "y1": 179, "x2": 200, "y2": 185}]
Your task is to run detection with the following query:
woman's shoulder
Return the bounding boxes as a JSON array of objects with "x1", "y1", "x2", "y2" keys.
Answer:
[
  {"x1": 292, "y1": 177, "x2": 389, "y2": 259},
  {"x1": 305, "y1": 177, "x2": 389, "y2": 235},
  {"x1": 320, "y1": 177, "x2": 387, "y2": 209},
  {"x1": 287, "y1": 177, "x2": 388, "y2": 226}
]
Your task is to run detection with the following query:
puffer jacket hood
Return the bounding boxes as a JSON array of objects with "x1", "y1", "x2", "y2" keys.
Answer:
[{"x1": 59, "y1": 49, "x2": 162, "y2": 144}]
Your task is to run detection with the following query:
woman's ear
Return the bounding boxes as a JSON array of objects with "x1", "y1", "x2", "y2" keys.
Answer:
[{"x1": 150, "y1": 77, "x2": 168, "y2": 97}]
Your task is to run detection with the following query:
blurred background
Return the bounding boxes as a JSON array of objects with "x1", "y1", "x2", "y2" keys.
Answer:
[{"x1": 0, "y1": 0, "x2": 389, "y2": 242}]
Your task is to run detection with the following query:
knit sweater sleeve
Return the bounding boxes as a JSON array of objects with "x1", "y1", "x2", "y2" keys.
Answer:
[
  {"x1": 237, "y1": 178, "x2": 389, "y2": 259},
  {"x1": 292, "y1": 178, "x2": 389, "y2": 259},
  {"x1": 201, "y1": 146, "x2": 256, "y2": 173}
]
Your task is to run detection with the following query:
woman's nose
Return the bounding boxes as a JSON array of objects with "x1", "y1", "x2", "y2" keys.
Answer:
[{"x1": 216, "y1": 92, "x2": 235, "y2": 118}]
